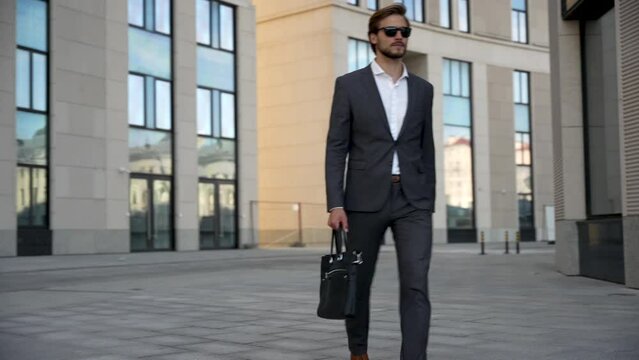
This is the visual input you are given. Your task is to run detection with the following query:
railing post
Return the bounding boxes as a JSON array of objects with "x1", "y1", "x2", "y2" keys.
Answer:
[{"x1": 504, "y1": 230, "x2": 510, "y2": 254}]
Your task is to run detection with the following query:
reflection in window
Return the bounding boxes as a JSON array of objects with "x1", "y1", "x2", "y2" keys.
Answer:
[
  {"x1": 511, "y1": 0, "x2": 527, "y2": 43},
  {"x1": 440, "y1": 0, "x2": 451, "y2": 28},
  {"x1": 199, "y1": 182, "x2": 217, "y2": 248},
  {"x1": 16, "y1": 166, "x2": 47, "y2": 227},
  {"x1": 129, "y1": 128, "x2": 173, "y2": 175},
  {"x1": 197, "y1": 137, "x2": 236, "y2": 180},
  {"x1": 348, "y1": 38, "x2": 375, "y2": 73},
  {"x1": 395, "y1": 0, "x2": 423, "y2": 22},
  {"x1": 155, "y1": 80, "x2": 172, "y2": 130},
  {"x1": 443, "y1": 59, "x2": 473, "y2": 230},
  {"x1": 197, "y1": 47, "x2": 235, "y2": 91},
  {"x1": 197, "y1": 88, "x2": 235, "y2": 138},
  {"x1": 129, "y1": 27, "x2": 172, "y2": 79},
  {"x1": 198, "y1": 1, "x2": 234, "y2": 51},
  {"x1": 459, "y1": 0, "x2": 469, "y2": 32},
  {"x1": 16, "y1": 111, "x2": 47, "y2": 165},
  {"x1": 153, "y1": 180, "x2": 172, "y2": 249},
  {"x1": 513, "y1": 70, "x2": 534, "y2": 229},
  {"x1": 16, "y1": 50, "x2": 31, "y2": 109},
  {"x1": 127, "y1": 74, "x2": 172, "y2": 130},
  {"x1": 16, "y1": 50, "x2": 47, "y2": 111},
  {"x1": 128, "y1": 74, "x2": 145, "y2": 126},
  {"x1": 128, "y1": 0, "x2": 171, "y2": 34},
  {"x1": 219, "y1": 184, "x2": 236, "y2": 248},
  {"x1": 368, "y1": 0, "x2": 377, "y2": 10},
  {"x1": 17, "y1": 0, "x2": 47, "y2": 51}
]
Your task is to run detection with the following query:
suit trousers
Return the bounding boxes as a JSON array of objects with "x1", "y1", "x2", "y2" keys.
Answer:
[{"x1": 345, "y1": 182, "x2": 433, "y2": 360}]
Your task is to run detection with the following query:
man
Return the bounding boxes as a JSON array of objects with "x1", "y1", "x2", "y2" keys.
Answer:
[{"x1": 325, "y1": 3, "x2": 435, "y2": 360}]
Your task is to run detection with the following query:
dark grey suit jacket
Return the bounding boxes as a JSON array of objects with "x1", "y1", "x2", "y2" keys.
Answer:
[{"x1": 325, "y1": 65, "x2": 436, "y2": 213}]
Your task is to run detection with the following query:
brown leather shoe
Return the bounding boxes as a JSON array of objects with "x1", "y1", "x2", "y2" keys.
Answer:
[{"x1": 350, "y1": 354, "x2": 369, "y2": 360}]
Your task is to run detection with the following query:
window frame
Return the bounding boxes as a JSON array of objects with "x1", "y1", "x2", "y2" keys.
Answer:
[
  {"x1": 128, "y1": 0, "x2": 172, "y2": 36},
  {"x1": 458, "y1": 0, "x2": 470, "y2": 33},
  {"x1": 513, "y1": 70, "x2": 535, "y2": 230},
  {"x1": 511, "y1": 0, "x2": 528, "y2": 44},
  {"x1": 128, "y1": 71, "x2": 174, "y2": 131}
]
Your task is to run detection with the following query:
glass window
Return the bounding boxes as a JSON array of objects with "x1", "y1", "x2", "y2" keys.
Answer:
[
  {"x1": 512, "y1": 0, "x2": 527, "y2": 43},
  {"x1": 444, "y1": 126, "x2": 474, "y2": 229},
  {"x1": 153, "y1": 179, "x2": 172, "y2": 249},
  {"x1": 129, "y1": 27, "x2": 172, "y2": 79},
  {"x1": 155, "y1": 0, "x2": 171, "y2": 34},
  {"x1": 129, "y1": 128, "x2": 173, "y2": 175},
  {"x1": 197, "y1": 137, "x2": 236, "y2": 179},
  {"x1": 514, "y1": 104, "x2": 530, "y2": 132},
  {"x1": 219, "y1": 4, "x2": 234, "y2": 51},
  {"x1": 444, "y1": 96, "x2": 471, "y2": 127},
  {"x1": 17, "y1": 0, "x2": 47, "y2": 51},
  {"x1": 144, "y1": 0, "x2": 155, "y2": 31},
  {"x1": 517, "y1": 166, "x2": 532, "y2": 193},
  {"x1": 31, "y1": 167, "x2": 47, "y2": 226},
  {"x1": 145, "y1": 76, "x2": 155, "y2": 128},
  {"x1": 16, "y1": 166, "x2": 31, "y2": 226},
  {"x1": 128, "y1": 74, "x2": 145, "y2": 126},
  {"x1": 347, "y1": 0, "x2": 358, "y2": 5},
  {"x1": 197, "y1": 46, "x2": 235, "y2": 91},
  {"x1": 197, "y1": 88, "x2": 212, "y2": 135},
  {"x1": 348, "y1": 38, "x2": 375, "y2": 73},
  {"x1": 213, "y1": 90, "x2": 221, "y2": 137},
  {"x1": 459, "y1": 0, "x2": 469, "y2": 32},
  {"x1": 16, "y1": 111, "x2": 47, "y2": 166},
  {"x1": 16, "y1": 49, "x2": 31, "y2": 109},
  {"x1": 518, "y1": 194, "x2": 533, "y2": 228},
  {"x1": 368, "y1": 0, "x2": 377, "y2": 10},
  {"x1": 515, "y1": 133, "x2": 531, "y2": 165},
  {"x1": 440, "y1": 0, "x2": 451, "y2": 28},
  {"x1": 128, "y1": 0, "x2": 144, "y2": 26},
  {"x1": 32, "y1": 53, "x2": 47, "y2": 111},
  {"x1": 211, "y1": 1, "x2": 220, "y2": 48},
  {"x1": 197, "y1": 0, "x2": 211, "y2": 45},
  {"x1": 199, "y1": 182, "x2": 217, "y2": 248},
  {"x1": 396, "y1": 0, "x2": 423, "y2": 22},
  {"x1": 221, "y1": 92, "x2": 235, "y2": 138},
  {"x1": 155, "y1": 80, "x2": 172, "y2": 130}
]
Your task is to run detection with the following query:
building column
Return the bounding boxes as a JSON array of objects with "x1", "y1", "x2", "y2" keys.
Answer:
[
  {"x1": 173, "y1": 0, "x2": 199, "y2": 251},
  {"x1": 0, "y1": 0, "x2": 17, "y2": 256},
  {"x1": 237, "y1": 4, "x2": 258, "y2": 248},
  {"x1": 549, "y1": 0, "x2": 586, "y2": 276}
]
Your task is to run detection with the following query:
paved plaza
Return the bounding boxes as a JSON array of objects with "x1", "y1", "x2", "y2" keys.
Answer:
[{"x1": 1, "y1": 243, "x2": 638, "y2": 360}]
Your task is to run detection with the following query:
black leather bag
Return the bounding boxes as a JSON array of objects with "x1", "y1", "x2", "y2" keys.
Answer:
[{"x1": 317, "y1": 229, "x2": 362, "y2": 320}]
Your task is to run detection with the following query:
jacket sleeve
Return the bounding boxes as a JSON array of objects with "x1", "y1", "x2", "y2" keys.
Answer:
[
  {"x1": 325, "y1": 77, "x2": 351, "y2": 212},
  {"x1": 422, "y1": 82, "x2": 436, "y2": 203}
]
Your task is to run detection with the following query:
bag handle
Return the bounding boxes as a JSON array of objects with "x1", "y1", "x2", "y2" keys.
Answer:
[{"x1": 330, "y1": 228, "x2": 348, "y2": 255}]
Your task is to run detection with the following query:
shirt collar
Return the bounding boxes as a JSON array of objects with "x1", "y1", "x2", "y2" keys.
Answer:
[{"x1": 371, "y1": 59, "x2": 409, "y2": 80}]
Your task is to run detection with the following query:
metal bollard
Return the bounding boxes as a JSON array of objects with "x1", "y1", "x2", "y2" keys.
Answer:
[
  {"x1": 480, "y1": 231, "x2": 485, "y2": 255},
  {"x1": 504, "y1": 231, "x2": 510, "y2": 254},
  {"x1": 516, "y1": 231, "x2": 520, "y2": 254}
]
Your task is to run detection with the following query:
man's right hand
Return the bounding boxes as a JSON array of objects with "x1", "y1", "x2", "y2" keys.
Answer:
[{"x1": 327, "y1": 208, "x2": 349, "y2": 231}]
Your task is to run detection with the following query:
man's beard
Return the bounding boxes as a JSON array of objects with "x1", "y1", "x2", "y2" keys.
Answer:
[{"x1": 379, "y1": 45, "x2": 405, "y2": 59}]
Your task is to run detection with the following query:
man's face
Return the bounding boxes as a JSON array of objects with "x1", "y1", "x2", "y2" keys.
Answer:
[{"x1": 369, "y1": 14, "x2": 409, "y2": 60}]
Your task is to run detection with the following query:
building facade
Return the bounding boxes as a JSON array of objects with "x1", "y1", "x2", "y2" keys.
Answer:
[
  {"x1": 550, "y1": 0, "x2": 639, "y2": 288},
  {"x1": 254, "y1": 0, "x2": 553, "y2": 244},
  {"x1": 0, "y1": 0, "x2": 257, "y2": 256}
]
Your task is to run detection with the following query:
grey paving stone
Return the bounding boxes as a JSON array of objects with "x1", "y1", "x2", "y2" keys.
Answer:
[{"x1": 177, "y1": 341, "x2": 259, "y2": 355}]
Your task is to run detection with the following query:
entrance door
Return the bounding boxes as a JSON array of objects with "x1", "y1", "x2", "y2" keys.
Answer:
[
  {"x1": 130, "y1": 177, "x2": 173, "y2": 251},
  {"x1": 198, "y1": 180, "x2": 236, "y2": 249}
]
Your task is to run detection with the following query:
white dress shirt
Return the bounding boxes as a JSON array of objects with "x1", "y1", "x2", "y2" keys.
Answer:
[{"x1": 371, "y1": 60, "x2": 409, "y2": 175}]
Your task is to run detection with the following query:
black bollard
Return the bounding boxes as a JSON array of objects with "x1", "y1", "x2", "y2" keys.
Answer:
[
  {"x1": 480, "y1": 231, "x2": 485, "y2": 255},
  {"x1": 504, "y1": 231, "x2": 510, "y2": 254},
  {"x1": 516, "y1": 231, "x2": 520, "y2": 254}
]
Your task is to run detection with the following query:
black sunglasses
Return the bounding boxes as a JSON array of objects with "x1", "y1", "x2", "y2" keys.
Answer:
[{"x1": 377, "y1": 26, "x2": 412, "y2": 38}]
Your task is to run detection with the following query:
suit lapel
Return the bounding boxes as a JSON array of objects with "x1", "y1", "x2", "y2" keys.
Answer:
[
  {"x1": 397, "y1": 74, "x2": 417, "y2": 140},
  {"x1": 361, "y1": 66, "x2": 393, "y2": 137}
]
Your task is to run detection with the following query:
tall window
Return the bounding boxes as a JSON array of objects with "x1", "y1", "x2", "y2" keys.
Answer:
[
  {"x1": 16, "y1": 0, "x2": 48, "y2": 228},
  {"x1": 348, "y1": 38, "x2": 375, "y2": 73},
  {"x1": 347, "y1": 0, "x2": 358, "y2": 5},
  {"x1": 443, "y1": 59, "x2": 474, "y2": 242},
  {"x1": 458, "y1": 0, "x2": 469, "y2": 32},
  {"x1": 511, "y1": 0, "x2": 527, "y2": 43},
  {"x1": 196, "y1": 0, "x2": 237, "y2": 249},
  {"x1": 440, "y1": 0, "x2": 451, "y2": 28},
  {"x1": 395, "y1": 0, "x2": 424, "y2": 22},
  {"x1": 367, "y1": 0, "x2": 378, "y2": 10},
  {"x1": 513, "y1": 71, "x2": 534, "y2": 235},
  {"x1": 128, "y1": 0, "x2": 174, "y2": 251}
]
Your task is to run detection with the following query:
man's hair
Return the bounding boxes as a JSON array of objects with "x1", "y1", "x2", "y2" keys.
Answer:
[{"x1": 368, "y1": 3, "x2": 410, "y2": 53}]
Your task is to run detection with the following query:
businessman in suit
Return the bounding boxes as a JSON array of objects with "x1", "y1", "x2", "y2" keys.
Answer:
[{"x1": 325, "y1": 4, "x2": 435, "y2": 360}]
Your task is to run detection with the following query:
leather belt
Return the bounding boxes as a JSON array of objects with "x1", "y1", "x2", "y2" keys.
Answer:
[{"x1": 391, "y1": 175, "x2": 401, "y2": 183}]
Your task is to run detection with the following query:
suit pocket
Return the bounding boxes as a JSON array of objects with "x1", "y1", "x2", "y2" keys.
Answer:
[{"x1": 348, "y1": 159, "x2": 366, "y2": 170}]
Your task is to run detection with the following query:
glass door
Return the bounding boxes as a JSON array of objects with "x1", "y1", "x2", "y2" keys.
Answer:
[
  {"x1": 198, "y1": 180, "x2": 236, "y2": 249},
  {"x1": 130, "y1": 176, "x2": 173, "y2": 251}
]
